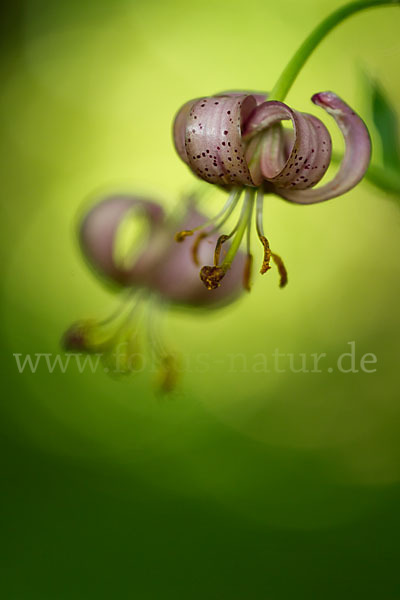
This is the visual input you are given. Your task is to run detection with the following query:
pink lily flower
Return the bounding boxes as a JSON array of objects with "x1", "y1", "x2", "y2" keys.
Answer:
[
  {"x1": 63, "y1": 194, "x2": 245, "y2": 390},
  {"x1": 173, "y1": 91, "x2": 371, "y2": 290}
]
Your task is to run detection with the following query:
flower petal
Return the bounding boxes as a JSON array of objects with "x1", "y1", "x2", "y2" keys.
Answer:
[
  {"x1": 80, "y1": 195, "x2": 164, "y2": 285},
  {"x1": 216, "y1": 90, "x2": 267, "y2": 106},
  {"x1": 278, "y1": 92, "x2": 371, "y2": 204},
  {"x1": 173, "y1": 99, "x2": 198, "y2": 164},
  {"x1": 184, "y1": 95, "x2": 258, "y2": 186},
  {"x1": 243, "y1": 100, "x2": 332, "y2": 188}
]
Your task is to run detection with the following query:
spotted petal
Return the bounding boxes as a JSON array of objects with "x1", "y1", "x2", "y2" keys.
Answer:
[
  {"x1": 173, "y1": 99, "x2": 198, "y2": 164},
  {"x1": 277, "y1": 92, "x2": 371, "y2": 204},
  {"x1": 182, "y1": 94, "x2": 258, "y2": 186},
  {"x1": 243, "y1": 100, "x2": 332, "y2": 188}
]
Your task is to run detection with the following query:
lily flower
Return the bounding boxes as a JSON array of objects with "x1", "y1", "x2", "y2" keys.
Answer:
[
  {"x1": 173, "y1": 90, "x2": 371, "y2": 290},
  {"x1": 172, "y1": 0, "x2": 400, "y2": 290},
  {"x1": 63, "y1": 194, "x2": 245, "y2": 391}
]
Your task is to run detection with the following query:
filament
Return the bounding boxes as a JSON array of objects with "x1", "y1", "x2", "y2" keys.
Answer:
[
  {"x1": 255, "y1": 189, "x2": 288, "y2": 286},
  {"x1": 200, "y1": 188, "x2": 255, "y2": 290},
  {"x1": 175, "y1": 188, "x2": 242, "y2": 242}
]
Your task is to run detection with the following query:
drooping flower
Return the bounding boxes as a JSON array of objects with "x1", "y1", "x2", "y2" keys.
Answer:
[
  {"x1": 63, "y1": 194, "x2": 245, "y2": 391},
  {"x1": 173, "y1": 90, "x2": 371, "y2": 290},
  {"x1": 172, "y1": 0, "x2": 400, "y2": 290}
]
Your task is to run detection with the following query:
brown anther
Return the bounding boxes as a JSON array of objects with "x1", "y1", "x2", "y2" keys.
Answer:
[
  {"x1": 175, "y1": 230, "x2": 193, "y2": 243},
  {"x1": 214, "y1": 234, "x2": 230, "y2": 266},
  {"x1": 200, "y1": 265, "x2": 226, "y2": 290},
  {"x1": 243, "y1": 253, "x2": 253, "y2": 292},
  {"x1": 271, "y1": 252, "x2": 288, "y2": 288},
  {"x1": 158, "y1": 355, "x2": 179, "y2": 394},
  {"x1": 259, "y1": 235, "x2": 272, "y2": 274},
  {"x1": 191, "y1": 232, "x2": 208, "y2": 266},
  {"x1": 62, "y1": 324, "x2": 87, "y2": 352}
]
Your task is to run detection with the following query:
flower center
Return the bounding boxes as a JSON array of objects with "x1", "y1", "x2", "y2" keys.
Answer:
[{"x1": 176, "y1": 187, "x2": 288, "y2": 291}]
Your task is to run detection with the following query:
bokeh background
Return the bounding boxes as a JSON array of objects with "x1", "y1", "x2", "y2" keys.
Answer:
[{"x1": 1, "y1": 0, "x2": 400, "y2": 597}]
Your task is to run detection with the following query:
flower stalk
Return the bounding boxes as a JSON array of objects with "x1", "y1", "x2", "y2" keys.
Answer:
[{"x1": 269, "y1": 0, "x2": 400, "y2": 102}]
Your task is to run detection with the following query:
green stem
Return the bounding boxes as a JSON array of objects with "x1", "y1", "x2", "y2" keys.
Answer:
[
  {"x1": 222, "y1": 188, "x2": 255, "y2": 271},
  {"x1": 365, "y1": 163, "x2": 400, "y2": 196},
  {"x1": 269, "y1": 0, "x2": 399, "y2": 102}
]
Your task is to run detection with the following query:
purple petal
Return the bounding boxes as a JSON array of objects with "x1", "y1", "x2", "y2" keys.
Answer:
[
  {"x1": 80, "y1": 195, "x2": 164, "y2": 286},
  {"x1": 183, "y1": 95, "x2": 258, "y2": 186},
  {"x1": 173, "y1": 99, "x2": 198, "y2": 164},
  {"x1": 243, "y1": 100, "x2": 332, "y2": 188},
  {"x1": 278, "y1": 92, "x2": 371, "y2": 204},
  {"x1": 216, "y1": 90, "x2": 267, "y2": 107}
]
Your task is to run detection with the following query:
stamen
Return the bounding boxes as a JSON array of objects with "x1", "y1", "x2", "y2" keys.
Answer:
[
  {"x1": 200, "y1": 188, "x2": 255, "y2": 290},
  {"x1": 243, "y1": 253, "x2": 253, "y2": 291},
  {"x1": 191, "y1": 232, "x2": 208, "y2": 266},
  {"x1": 101, "y1": 290, "x2": 148, "y2": 374},
  {"x1": 146, "y1": 294, "x2": 179, "y2": 393},
  {"x1": 255, "y1": 188, "x2": 288, "y2": 286},
  {"x1": 213, "y1": 234, "x2": 230, "y2": 266},
  {"x1": 158, "y1": 355, "x2": 179, "y2": 394},
  {"x1": 63, "y1": 289, "x2": 142, "y2": 353},
  {"x1": 271, "y1": 252, "x2": 288, "y2": 288},
  {"x1": 200, "y1": 265, "x2": 226, "y2": 290},
  {"x1": 259, "y1": 235, "x2": 272, "y2": 274},
  {"x1": 244, "y1": 200, "x2": 253, "y2": 291},
  {"x1": 255, "y1": 189, "x2": 271, "y2": 274},
  {"x1": 175, "y1": 230, "x2": 193, "y2": 242},
  {"x1": 175, "y1": 188, "x2": 241, "y2": 243}
]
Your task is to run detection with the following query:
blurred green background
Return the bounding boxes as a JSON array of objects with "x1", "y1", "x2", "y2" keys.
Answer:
[{"x1": 1, "y1": 0, "x2": 400, "y2": 597}]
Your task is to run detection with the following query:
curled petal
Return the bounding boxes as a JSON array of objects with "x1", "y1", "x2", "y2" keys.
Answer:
[
  {"x1": 278, "y1": 92, "x2": 371, "y2": 204},
  {"x1": 184, "y1": 95, "x2": 258, "y2": 186},
  {"x1": 173, "y1": 99, "x2": 198, "y2": 164},
  {"x1": 258, "y1": 123, "x2": 286, "y2": 180},
  {"x1": 216, "y1": 90, "x2": 267, "y2": 107},
  {"x1": 242, "y1": 102, "x2": 287, "y2": 140},
  {"x1": 80, "y1": 195, "x2": 164, "y2": 286},
  {"x1": 243, "y1": 100, "x2": 332, "y2": 188}
]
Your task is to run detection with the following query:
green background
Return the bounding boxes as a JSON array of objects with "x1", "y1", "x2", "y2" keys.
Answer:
[{"x1": 1, "y1": 0, "x2": 400, "y2": 597}]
